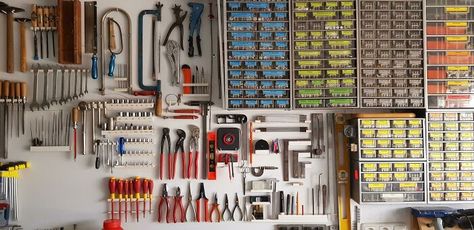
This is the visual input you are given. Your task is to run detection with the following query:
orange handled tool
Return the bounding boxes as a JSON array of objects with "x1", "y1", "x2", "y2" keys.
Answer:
[
  {"x1": 134, "y1": 177, "x2": 141, "y2": 222},
  {"x1": 124, "y1": 179, "x2": 129, "y2": 222},
  {"x1": 195, "y1": 182, "x2": 208, "y2": 222},
  {"x1": 117, "y1": 179, "x2": 123, "y2": 221},
  {"x1": 148, "y1": 179, "x2": 153, "y2": 215},
  {"x1": 143, "y1": 179, "x2": 149, "y2": 218},
  {"x1": 108, "y1": 177, "x2": 116, "y2": 219}
]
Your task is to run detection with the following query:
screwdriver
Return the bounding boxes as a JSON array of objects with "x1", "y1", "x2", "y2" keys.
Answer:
[
  {"x1": 124, "y1": 179, "x2": 129, "y2": 222},
  {"x1": 72, "y1": 107, "x2": 79, "y2": 161},
  {"x1": 109, "y1": 177, "x2": 116, "y2": 219},
  {"x1": 118, "y1": 179, "x2": 123, "y2": 221},
  {"x1": 134, "y1": 177, "x2": 141, "y2": 222},
  {"x1": 143, "y1": 179, "x2": 149, "y2": 218},
  {"x1": 128, "y1": 179, "x2": 134, "y2": 221},
  {"x1": 15, "y1": 83, "x2": 20, "y2": 138},
  {"x1": 9, "y1": 82, "x2": 14, "y2": 138},
  {"x1": 148, "y1": 179, "x2": 153, "y2": 215},
  {"x1": 20, "y1": 82, "x2": 26, "y2": 135}
]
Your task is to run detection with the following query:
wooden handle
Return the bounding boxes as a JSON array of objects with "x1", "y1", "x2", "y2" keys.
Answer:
[
  {"x1": 108, "y1": 18, "x2": 116, "y2": 51},
  {"x1": 354, "y1": 113, "x2": 416, "y2": 118},
  {"x1": 9, "y1": 82, "x2": 15, "y2": 99},
  {"x1": 15, "y1": 82, "x2": 21, "y2": 98},
  {"x1": 155, "y1": 92, "x2": 162, "y2": 117},
  {"x1": 44, "y1": 7, "x2": 50, "y2": 27},
  {"x1": 7, "y1": 14, "x2": 14, "y2": 73},
  {"x1": 20, "y1": 82, "x2": 27, "y2": 98},
  {"x1": 3, "y1": 81, "x2": 10, "y2": 98},
  {"x1": 72, "y1": 107, "x2": 79, "y2": 123},
  {"x1": 49, "y1": 6, "x2": 56, "y2": 28},
  {"x1": 31, "y1": 5, "x2": 37, "y2": 28},
  {"x1": 0, "y1": 81, "x2": 3, "y2": 98},
  {"x1": 37, "y1": 6, "x2": 43, "y2": 27},
  {"x1": 19, "y1": 22, "x2": 27, "y2": 72}
]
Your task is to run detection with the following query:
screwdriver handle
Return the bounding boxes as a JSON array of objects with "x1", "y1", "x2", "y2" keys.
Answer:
[
  {"x1": 37, "y1": 7, "x2": 43, "y2": 28},
  {"x1": 124, "y1": 179, "x2": 129, "y2": 199},
  {"x1": 134, "y1": 177, "x2": 141, "y2": 199},
  {"x1": 0, "y1": 81, "x2": 3, "y2": 98},
  {"x1": 15, "y1": 82, "x2": 20, "y2": 99},
  {"x1": 118, "y1": 179, "x2": 124, "y2": 199},
  {"x1": 3, "y1": 81, "x2": 10, "y2": 98},
  {"x1": 170, "y1": 109, "x2": 201, "y2": 114},
  {"x1": 155, "y1": 92, "x2": 162, "y2": 117},
  {"x1": 148, "y1": 179, "x2": 154, "y2": 197},
  {"x1": 20, "y1": 82, "x2": 27, "y2": 99},
  {"x1": 43, "y1": 7, "x2": 49, "y2": 28},
  {"x1": 109, "y1": 177, "x2": 116, "y2": 199},
  {"x1": 91, "y1": 54, "x2": 98, "y2": 79},
  {"x1": 49, "y1": 7, "x2": 56, "y2": 28},
  {"x1": 9, "y1": 83, "x2": 15, "y2": 99},
  {"x1": 143, "y1": 179, "x2": 149, "y2": 200},
  {"x1": 72, "y1": 107, "x2": 79, "y2": 124}
]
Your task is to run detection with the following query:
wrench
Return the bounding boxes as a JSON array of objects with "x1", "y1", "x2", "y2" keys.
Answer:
[
  {"x1": 30, "y1": 65, "x2": 41, "y2": 111},
  {"x1": 79, "y1": 69, "x2": 84, "y2": 97},
  {"x1": 73, "y1": 68, "x2": 79, "y2": 100},
  {"x1": 50, "y1": 66, "x2": 58, "y2": 105},
  {"x1": 40, "y1": 66, "x2": 50, "y2": 110},
  {"x1": 59, "y1": 68, "x2": 67, "y2": 105},
  {"x1": 85, "y1": 70, "x2": 89, "y2": 94},
  {"x1": 66, "y1": 69, "x2": 73, "y2": 102}
]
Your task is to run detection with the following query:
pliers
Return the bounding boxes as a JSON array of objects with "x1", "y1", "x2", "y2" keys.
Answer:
[
  {"x1": 231, "y1": 193, "x2": 243, "y2": 221},
  {"x1": 157, "y1": 184, "x2": 170, "y2": 223},
  {"x1": 160, "y1": 128, "x2": 171, "y2": 180},
  {"x1": 184, "y1": 182, "x2": 196, "y2": 222},
  {"x1": 172, "y1": 129, "x2": 186, "y2": 179},
  {"x1": 209, "y1": 193, "x2": 221, "y2": 223},
  {"x1": 221, "y1": 194, "x2": 232, "y2": 221},
  {"x1": 188, "y1": 126, "x2": 200, "y2": 179},
  {"x1": 187, "y1": 2, "x2": 204, "y2": 57},
  {"x1": 173, "y1": 187, "x2": 185, "y2": 223},
  {"x1": 195, "y1": 182, "x2": 208, "y2": 222},
  {"x1": 163, "y1": 4, "x2": 187, "y2": 50}
]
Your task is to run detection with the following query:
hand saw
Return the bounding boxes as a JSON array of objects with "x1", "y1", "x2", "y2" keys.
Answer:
[{"x1": 84, "y1": 1, "x2": 98, "y2": 79}]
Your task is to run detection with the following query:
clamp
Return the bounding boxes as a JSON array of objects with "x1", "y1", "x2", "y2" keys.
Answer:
[
  {"x1": 187, "y1": 3, "x2": 204, "y2": 57},
  {"x1": 163, "y1": 4, "x2": 187, "y2": 50},
  {"x1": 172, "y1": 129, "x2": 186, "y2": 179},
  {"x1": 157, "y1": 183, "x2": 170, "y2": 223},
  {"x1": 160, "y1": 127, "x2": 170, "y2": 180}
]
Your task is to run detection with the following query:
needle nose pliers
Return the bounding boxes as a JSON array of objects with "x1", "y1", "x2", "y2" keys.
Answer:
[
  {"x1": 163, "y1": 4, "x2": 187, "y2": 50},
  {"x1": 231, "y1": 193, "x2": 243, "y2": 221},
  {"x1": 209, "y1": 193, "x2": 221, "y2": 222},
  {"x1": 160, "y1": 128, "x2": 171, "y2": 180},
  {"x1": 184, "y1": 182, "x2": 196, "y2": 222}
]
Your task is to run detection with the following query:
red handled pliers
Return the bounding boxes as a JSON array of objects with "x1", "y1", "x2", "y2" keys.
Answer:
[
  {"x1": 173, "y1": 129, "x2": 186, "y2": 179},
  {"x1": 188, "y1": 126, "x2": 200, "y2": 179},
  {"x1": 157, "y1": 184, "x2": 170, "y2": 223},
  {"x1": 209, "y1": 193, "x2": 221, "y2": 223},
  {"x1": 160, "y1": 128, "x2": 171, "y2": 180},
  {"x1": 173, "y1": 187, "x2": 185, "y2": 223},
  {"x1": 195, "y1": 182, "x2": 208, "y2": 222}
]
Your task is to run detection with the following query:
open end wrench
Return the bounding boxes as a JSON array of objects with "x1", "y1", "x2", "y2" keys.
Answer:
[
  {"x1": 73, "y1": 68, "x2": 79, "y2": 100},
  {"x1": 50, "y1": 66, "x2": 58, "y2": 105},
  {"x1": 29, "y1": 64, "x2": 41, "y2": 111},
  {"x1": 85, "y1": 70, "x2": 89, "y2": 94},
  {"x1": 78, "y1": 101, "x2": 87, "y2": 155},
  {"x1": 79, "y1": 69, "x2": 84, "y2": 97},
  {"x1": 66, "y1": 69, "x2": 73, "y2": 102},
  {"x1": 59, "y1": 68, "x2": 67, "y2": 105},
  {"x1": 40, "y1": 66, "x2": 50, "y2": 110}
]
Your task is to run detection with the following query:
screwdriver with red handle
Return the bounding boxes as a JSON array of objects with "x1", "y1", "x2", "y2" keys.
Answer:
[
  {"x1": 148, "y1": 179, "x2": 153, "y2": 215},
  {"x1": 108, "y1": 177, "x2": 116, "y2": 219},
  {"x1": 118, "y1": 179, "x2": 123, "y2": 221},
  {"x1": 128, "y1": 179, "x2": 134, "y2": 221},
  {"x1": 143, "y1": 179, "x2": 149, "y2": 218},
  {"x1": 134, "y1": 177, "x2": 141, "y2": 222},
  {"x1": 124, "y1": 179, "x2": 129, "y2": 222}
]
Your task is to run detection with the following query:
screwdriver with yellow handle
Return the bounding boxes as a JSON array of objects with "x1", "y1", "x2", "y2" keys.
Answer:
[
  {"x1": 109, "y1": 177, "x2": 116, "y2": 219},
  {"x1": 143, "y1": 179, "x2": 149, "y2": 218},
  {"x1": 118, "y1": 179, "x2": 123, "y2": 221},
  {"x1": 134, "y1": 177, "x2": 141, "y2": 222},
  {"x1": 148, "y1": 178, "x2": 153, "y2": 215},
  {"x1": 72, "y1": 107, "x2": 79, "y2": 161}
]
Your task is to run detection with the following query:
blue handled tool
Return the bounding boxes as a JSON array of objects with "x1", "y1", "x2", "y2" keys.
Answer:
[
  {"x1": 118, "y1": 137, "x2": 125, "y2": 164},
  {"x1": 188, "y1": 3, "x2": 204, "y2": 57}
]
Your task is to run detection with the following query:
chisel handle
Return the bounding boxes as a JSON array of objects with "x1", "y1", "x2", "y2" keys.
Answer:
[
  {"x1": 91, "y1": 54, "x2": 98, "y2": 79},
  {"x1": 15, "y1": 83, "x2": 20, "y2": 99},
  {"x1": 3, "y1": 81, "x2": 10, "y2": 98},
  {"x1": 9, "y1": 82, "x2": 15, "y2": 100},
  {"x1": 20, "y1": 82, "x2": 27, "y2": 100},
  {"x1": 31, "y1": 5, "x2": 38, "y2": 28},
  {"x1": 155, "y1": 92, "x2": 162, "y2": 117}
]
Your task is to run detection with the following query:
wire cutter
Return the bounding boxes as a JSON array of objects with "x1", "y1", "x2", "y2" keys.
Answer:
[
  {"x1": 195, "y1": 182, "x2": 208, "y2": 222},
  {"x1": 173, "y1": 187, "x2": 185, "y2": 223},
  {"x1": 160, "y1": 128, "x2": 171, "y2": 180},
  {"x1": 188, "y1": 126, "x2": 200, "y2": 179},
  {"x1": 157, "y1": 183, "x2": 170, "y2": 223},
  {"x1": 172, "y1": 129, "x2": 186, "y2": 179},
  {"x1": 231, "y1": 193, "x2": 243, "y2": 221},
  {"x1": 163, "y1": 4, "x2": 187, "y2": 50},
  {"x1": 187, "y1": 2, "x2": 204, "y2": 57},
  {"x1": 221, "y1": 194, "x2": 232, "y2": 221},
  {"x1": 209, "y1": 193, "x2": 221, "y2": 223},
  {"x1": 184, "y1": 182, "x2": 196, "y2": 222}
]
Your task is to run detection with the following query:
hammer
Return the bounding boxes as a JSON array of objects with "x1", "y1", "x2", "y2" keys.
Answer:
[
  {"x1": 15, "y1": 18, "x2": 31, "y2": 73},
  {"x1": 0, "y1": 3, "x2": 25, "y2": 73}
]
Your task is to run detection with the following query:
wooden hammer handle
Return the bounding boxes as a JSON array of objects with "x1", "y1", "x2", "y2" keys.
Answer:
[
  {"x1": 19, "y1": 22, "x2": 27, "y2": 72},
  {"x1": 7, "y1": 14, "x2": 14, "y2": 73}
]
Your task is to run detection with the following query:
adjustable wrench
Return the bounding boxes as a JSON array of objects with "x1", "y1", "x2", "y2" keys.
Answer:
[
  {"x1": 59, "y1": 68, "x2": 67, "y2": 105},
  {"x1": 40, "y1": 66, "x2": 50, "y2": 110},
  {"x1": 66, "y1": 69, "x2": 73, "y2": 102},
  {"x1": 73, "y1": 68, "x2": 79, "y2": 100},
  {"x1": 29, "y1": 65, "x2": 41, "y2": 111},
  {"x1": 50, "y1": 66, "x2": 58, "y2": 105}
]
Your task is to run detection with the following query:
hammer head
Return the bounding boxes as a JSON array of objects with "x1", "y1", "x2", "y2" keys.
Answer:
[
  {"x1": 0, "y1": 6, "x2": 25, "y2": 15},
  {"x1": 14, "y1": 17, "x2": 31, "y2": 23}
]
